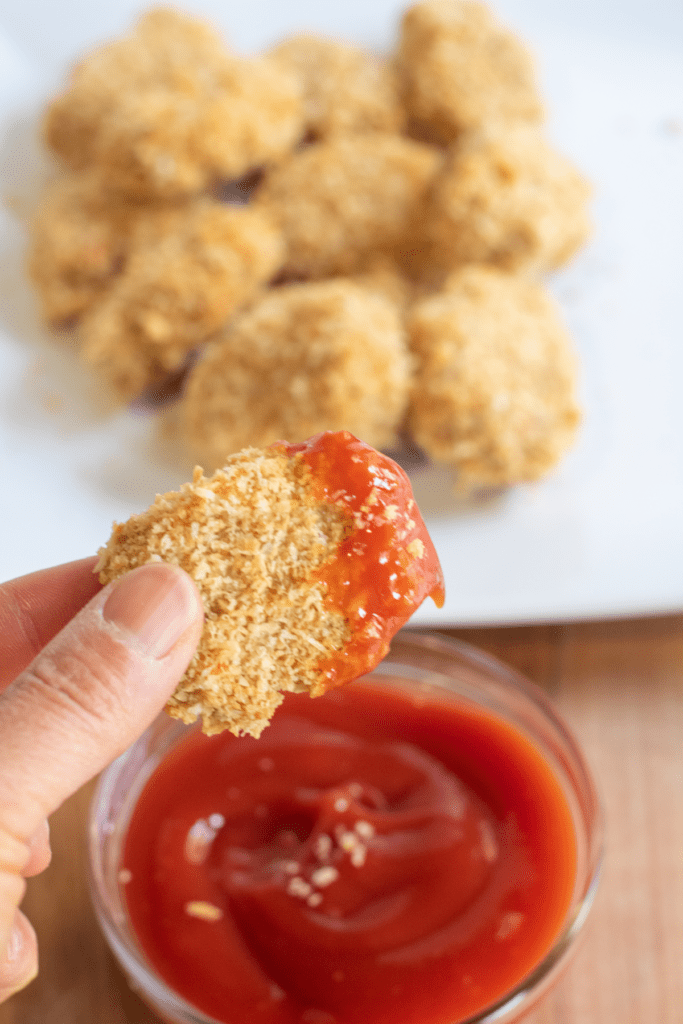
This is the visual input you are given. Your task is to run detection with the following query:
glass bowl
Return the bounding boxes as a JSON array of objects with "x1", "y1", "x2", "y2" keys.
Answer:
[{"x1": 88, "y1": 631, "x2": 603, "y2": 1024}]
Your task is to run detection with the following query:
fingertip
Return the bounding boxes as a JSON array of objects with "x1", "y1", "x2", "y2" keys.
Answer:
[
  {"x1": 24, "y1": 821, "x2": 51, "y2": 878},
  {"x1": 0, "y1": 910, "x2": 38, "y2": 1003},
  {"x1": 102, "y1": 562, "x2": 204, "y2": 661}
]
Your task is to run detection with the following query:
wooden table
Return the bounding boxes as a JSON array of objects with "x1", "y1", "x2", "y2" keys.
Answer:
[{"x1": 2, "y1": 615, "x2": 682, "y2": 1024}]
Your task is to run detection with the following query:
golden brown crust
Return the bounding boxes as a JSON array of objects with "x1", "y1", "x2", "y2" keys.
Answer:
[
  {"x1": 397, "y1": 0, "x2": 544, "y2": 142},
  {"x1": 27, "y1": 170, "x2": 180, "y2": 326},
  {"x1": 407, "y1": 266, "x2": 581, "y2": 486},
  {"x1": 421, "y1": 125, "x2": 592, "y2": 275},
  {"x1": 350, "y1": 255, "x2": 418, "y2": 312},
  {"x1": 269, "y1": 33, "x2": 405, "y2": 139},
  {"x1": 191, "y1": 55, "x2": 305, "y2": 184},
  {"x1": 78, "y1": 202, "x2": 283, "y2": 400},
  {"x1": 255, "y1": 134, "x2": 442, "y2": 278},
  {"x1": 44, "y1": 9, "x2": 235, "y2": 187},
  {"x1": 44, "y1": 8, "x2": 304, "y2": 200},
  {"x1": 29, "y1": 4, "x2": 590, "y2": 494},
  {"x1": 179, "y1": 279, "x2": 412, "y2": 470},
  {"x1": 95, "y1": 447, "x2": 352, "y2": 737}
]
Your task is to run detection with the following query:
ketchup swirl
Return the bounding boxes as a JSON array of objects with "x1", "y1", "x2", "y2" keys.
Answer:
[
  {"x1": 123, "y1": 683, "x2": 576, "y2": 1024},
  {"x1": 219, "y1": 717, "x2": 496, "y2": 959}
]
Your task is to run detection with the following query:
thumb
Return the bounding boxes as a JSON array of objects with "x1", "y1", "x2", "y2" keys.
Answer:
[{"x1": 0, "y1": 562, "x2": 204, "y2": 975}]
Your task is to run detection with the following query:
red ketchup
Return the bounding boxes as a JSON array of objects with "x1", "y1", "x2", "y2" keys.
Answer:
[
  {"x1": 122, "y1": 681, "x2": 577, "y2": 1024},
  {"x1": 272, "y1": 431, "x2": 445, "y2": 691}
]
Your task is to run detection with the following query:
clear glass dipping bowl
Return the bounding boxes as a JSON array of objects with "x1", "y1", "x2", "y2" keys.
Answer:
[{"x1": 88, "y1": 631, "x2": 603, "y2": 1024}]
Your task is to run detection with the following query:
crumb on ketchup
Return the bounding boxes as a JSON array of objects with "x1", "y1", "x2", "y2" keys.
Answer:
[
  {"x1": 122, "y1": 677, "x2": 577, "y2": 1024},
  {"x1": 273, "y1": 431, "x2": 445, "y2": 692}
]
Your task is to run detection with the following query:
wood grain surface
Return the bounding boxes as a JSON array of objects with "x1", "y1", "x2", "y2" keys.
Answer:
[{"x1": 2, "y1": 615, "x2": 682, "y2": 1024}]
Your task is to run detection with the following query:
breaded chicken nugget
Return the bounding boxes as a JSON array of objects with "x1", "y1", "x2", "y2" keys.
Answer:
[
  {"x1": 45, "y1": 7, "x2": 303, "y2": 199},
  {"x1": 179, "y1": 279, "x2": 412, "y2": 469},
  {"x1": 397, "y1": 0, "x2": 543, "y2": 143},
  {"x1": 95, "y1": 431, "x2": 444, "y2": 736},
  {"x1": 422, "y1": 125, "x2": 592, "y2": 274},
  {"x1": 269, "y1": 33, "x2": 404, "y2": 139},
  {"x1": 79, "y1": 202, "x2": 283, "y2": 400},
  {"x1": 255, "y1": 134, "x2": 442, "y2": 278},
  {"x1": 407, "y1": 266, "x2": 581, "y2": 486},
  {"x1": 351, "y1": 255, "x2": 418, "y2": 312},
  {"x1": 27, "y1": 171, "x2": 177, "y2": 326}
]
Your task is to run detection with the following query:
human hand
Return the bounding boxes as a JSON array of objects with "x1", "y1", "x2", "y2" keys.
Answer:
[{"x1": 0, "y1": 557, "x2": 204, "y2": 1002}]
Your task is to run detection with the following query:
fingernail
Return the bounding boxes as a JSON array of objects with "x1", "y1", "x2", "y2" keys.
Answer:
[
  {"x1": 103, "y1": 564, "x2": 203, "y2": 659},
  {"x1": 1, "y1": 923, "x2": 37, "y2": 1000},
  {"x1": 6, "y1": 923, "x2": 22, "y2": 964}
]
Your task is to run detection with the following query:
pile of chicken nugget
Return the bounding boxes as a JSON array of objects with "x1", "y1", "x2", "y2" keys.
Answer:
[{"x1": 28, "y1": 0, "x2": 591, "y2": 488}]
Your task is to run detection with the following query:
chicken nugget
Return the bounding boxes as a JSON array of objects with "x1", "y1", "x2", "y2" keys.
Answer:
[
  {"x1": 44, "y1": 7, "x2": 303, "y2": 199},
  {"x1": 269, "y1": 33, "x2": 404, "y2": 140},
  {"x1": 351, "y1": 255, "x2": 417, "y2": 312},
  {"x1": 44, "y1": 8, "x2": 232, "y2": 184},
  {"x1": 79, "y1": 202, "x2": 283, "y2": 400},
  {"x1": 95, "y1": 430, "x2": 444, "y2": 736},
  {"x1": 27, "y1": 170, "x2": 179, "y2": 326},
  {"x1": 255, "y1": 134, "x2": 441, "y2": 278},
  {"x1": 422, "y1": 125, "x2": 592, "y2": 275},
  {"x1": 179, "y1": 279, "x2": 412, "y2": 470},
  {"x1": 407, "y1": 265, "x2": 581, "y2": 486},
  {"x1": 397, "y1": 0, "x2": 544, "y2": 143}
]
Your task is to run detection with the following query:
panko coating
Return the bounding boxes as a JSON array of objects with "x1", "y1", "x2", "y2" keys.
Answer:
[
  {"x1": 269, "y1": 33, "x2": 405, "y2": 139},
  {"x1": 255, "y1": 134, "x2": 442, "y2": 278},
  {"x1": 351, "y1": 255, "x2": 418, "y2": 312},
  {"x1": 27, "y1": 171, "x2": 178, "y2": 326},
  {"x1": 407, "y1": 266, "x2": 581, "y2": 486},
  {"x1": 79, "y1": 201, "x2": 283, "y2": 400},
  {"x1": 397, "y1": 0, "x2": 544, "y2": 143},
  {"x1": 422, "y1": 125, "x2": 592, "y2": 274},
  {"x1": 179, "y1": 279, "x2": 412, "y2": 470},
  {"x1": 27, "y1": 2, "x2": 591, "y2": 498},
  {"x1": 96, "y1": 445, "x2": 350, "y2": 736},
  {"x1": 95, "y1": 431, "x2": 444, "y2": 736},
  {"x1": 44, "y1": 7, "x2": 303, "y2": 199}
]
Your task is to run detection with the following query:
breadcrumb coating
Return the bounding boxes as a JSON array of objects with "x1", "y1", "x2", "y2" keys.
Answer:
[
  {"x1": 351, "y1": 255, "x2": 418, "y2": 312},
  {"x1": 407, "y1": 266, "x2": 581, "y2": 486},
  {"x1": 95, "y1": 447, "x2": 353, "y2": 736},
  {"x1": 397, "y1": 0, "x2": 544, "y2": 143},
  {"x1": 79, "y1": 201, "x2": 283, "y2": 400},
  {"x1": 191, "y1": 54, "x2": 304, "y2": 183},
  {"x1": 255, "y1": 134, "x2": 442, "y2": 278},
  {"x1": 44, "y1": 8, "x2": 231, "y2": 186},
  {"x1": 44, "y1": 7, "x2": 303, "y2": 199},
  {"x1": 269, "y1": 33, "x2": 405, "y2": 139},
  {"x1": 179, "y1": 279, "x2": 412, "y2": 470},
  {"x1": 28, "y1": 3, "x2": 590, "y2": 494},
  {"x1": 423, "y1": 125, "x2": 592, "y2": 274},
  {"x1": 27, "y1": 171, "x2": 178, "y2": 326}
]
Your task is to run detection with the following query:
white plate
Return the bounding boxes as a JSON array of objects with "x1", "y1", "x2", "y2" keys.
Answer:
[{"x1": 1, "y1": 0, "x2": 682, "y2": 626}]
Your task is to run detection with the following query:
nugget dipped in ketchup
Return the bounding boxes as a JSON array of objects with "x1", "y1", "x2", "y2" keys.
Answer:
[{"x1": 95, "y1": 430, "x2": 444, "y2": 736}]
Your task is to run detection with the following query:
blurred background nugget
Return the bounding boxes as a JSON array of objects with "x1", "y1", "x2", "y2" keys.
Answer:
[
  {"x1": 269, "y1": 33, "x2": 405, "y2": 140},
  {"x1": 407, "y1": 266, "x2": 581, "y2": 487},
  {"x1": 27, "y1": 0, "x2": 591, "y2": 491},
  {"x1": 421, "y1": 125, "x2": 592, "y2": 276},
  {"x1": 397, "y1": 0, "x2": 544, "y2": 142},
  {"x1": 44, "y1": 8, "x2": 304, "y2": 200},
  {"x1": 255, "y1": 134, "x2": 442, "y2": 279},
  {"x1": 79, "y1": 202, "x2": 283, "y2": 400},
  {"x1": 28, "y1": 170, "x2": 180, "y2": 327},
  {"x1": 179, "y1": 279, "x2": 412, "y2": 469}
]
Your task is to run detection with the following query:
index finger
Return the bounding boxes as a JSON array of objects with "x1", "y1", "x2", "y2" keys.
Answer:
[{"x1": 0, "y1": 558, "x2": 102, "y2": 691}]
